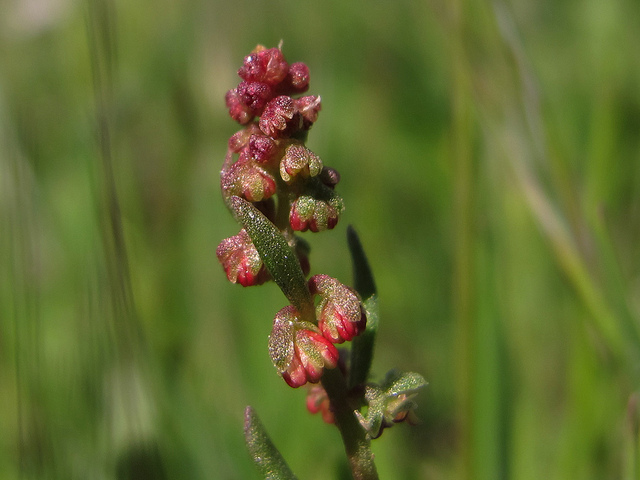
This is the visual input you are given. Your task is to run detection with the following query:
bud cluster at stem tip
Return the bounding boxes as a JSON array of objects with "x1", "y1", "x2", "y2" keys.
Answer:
[
  {"x1": 217, "y1": 44, "x2": 344, "y2": 288},
  {"x1": 217, "y1": 44, "x2": 364, "y2": 389}
]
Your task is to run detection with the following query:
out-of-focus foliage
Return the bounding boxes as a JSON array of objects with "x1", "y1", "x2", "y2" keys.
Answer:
[{"x1": 2, "y1": 0, "x2": 640, "y2": 478}]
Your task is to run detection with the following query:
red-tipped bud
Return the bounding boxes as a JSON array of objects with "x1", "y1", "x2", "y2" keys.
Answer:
[
  {"x1": 225, "y1": 88, "x2": 253, "y2": 124},
  {"x1": 293, "y1": 96, "x2": 321, "y2": 130},
  {"x1": 280, "y1": 144, "x2": 323, "y2": 183},
  {"x1": 268, "y1": 306, "x2": 339, "y2": 388},
  {"x1": 238, "y1": 46, "x2": 289, "y2": 86},
  {"x1": 306, "y1": 384, "x2": 335, "y2": 424},
  {"x1": 289, "y1": 194, "x2": 344, "y2": 232},
  {"x1": 276, "y1": 62, "x2": 311, "y2": 95},
  {"x1": 221, "y1": 156, "x2": 277, "y2": 202},
  {"x1": 259, "y1": 95, "x2": 302, "y2": 138},
  {"x1": 236, "y1": 81, "x2": 273, "y2": 116},
  {"x1": 308, "y1": 274, "x2": 366, "y2": 344},
  {"x1": 216, "y1": 229, "x2": 270, "y2": 286},
  {"x1": 288, "y1": 62, "x2": 310, "y2": 92},
  {"x1": 248, "y1": 134, "x2": 280, "y2": 164}
]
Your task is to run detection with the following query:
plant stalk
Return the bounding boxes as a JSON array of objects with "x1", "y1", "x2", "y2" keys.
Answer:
[{"x1": 321, "y1": 367, "x2": 379, "y2": 480}]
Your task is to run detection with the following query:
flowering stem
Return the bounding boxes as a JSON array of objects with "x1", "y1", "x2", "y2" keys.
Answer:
[{"x1": 321, "y1": 368, "x2": 379, "y2": 480}]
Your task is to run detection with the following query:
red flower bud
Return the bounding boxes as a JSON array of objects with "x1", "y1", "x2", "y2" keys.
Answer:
[
  {"x1": 238, "y1": 46, "x2": 289, "y2": 86},
  {"x1": 280, "y1": 144, "x2": 323, "y2": 183},
  {"x1": 248, "y1": 134, "x2": 280, "y2": 164},
  {"x1": 259, "y1": 95, "x2": 302, "y2": 138},
  {"x1": 289, "y1": 194, "x2": 343, "y2": 232},
  {"x1": 236, "y1": 81, "x2": 273, "y2": 116},
  {"x1": 268, "y1": 306, "x2": 339, "y2": 388},
  {"x1": 308, "y1": 274, "x2": 366, "y2": 344},
  {"x1": 225, "y1": 88, "x2": 253, "y2": 124},
  {"x1": 216, "y1": 229, "x2": 270, "y2": 286},
  {"x1": 288, "y1": 62, "x2": 310, "y2": 92},
  {"x1": 306, "y1": 384, "x2": 335, "y2": 424},
  {"x1": 276, "y1": 62, "x2": 311, "y2": 95},
  {"x1": 221, "y1": 155, "x2": 277, "y2": 202}
]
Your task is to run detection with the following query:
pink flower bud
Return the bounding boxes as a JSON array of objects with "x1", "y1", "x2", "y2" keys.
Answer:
[
  {"x1": 225, "y1": 88, "x2": 253, "y2": 124},
  {"x1": 248, "y1": 134, "x2": 280, "y2": 164},
  {"x1": 293, "y1": 96, "x2": 321, "y2": 130},
  {"x1": 289, "y1": 194, "x2": 343, "y2": 232},
  {"x1": 308, "y1": 274, "x2": 366, "y2": 344},
  {"x1": 268, "y1": 306, "x2": 339, "y2": 388},
  {"x1": 280, "y1": 144, "x2": 323, "y2": 183},
  {"x1": 259, "y1": 95, "x2": 302, "y2": 138},
  {"x1": 276, "y1": 62, "x2": 311, "y2": 95},
  {"x1": 221, "y1": 156, "x2": 277, "y2": 202},
  {"x1": 306, "y1": 384, "x2": 335, "y2": 424},
  {"x1": 216, "y1": 229, "x2": 270, "y2": 286},
  {"x1": 236, "y1": 81, "x2": 273, "y2": 116},
  {"x1": 288, "y1": 62, "x2": 310, "y2": 91},
  {"x1": 238, "y1": 46, "x2": 289, "y2": 86}
]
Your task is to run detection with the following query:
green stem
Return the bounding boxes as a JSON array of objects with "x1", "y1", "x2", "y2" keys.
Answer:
[{"x1": 321, "y1": 368, "x2": 379, "y2": 480}]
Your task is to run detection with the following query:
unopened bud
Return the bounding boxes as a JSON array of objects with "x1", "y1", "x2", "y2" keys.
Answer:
[
  {"x1": 306, "y1": 384, "x2": 335, "y2": 424},
  {"x1": 221, "y1": 156, "x2": 277, "y2": 202},
  {"x1": 280, "y1": 144, "x2": 323, "y2": 183},
  {"x1": 216, "y1": 229, "x2": 270, "y2": 286},
  {"x1": 289, "y1": 194, "x2": 343, "y2": 232},
  {"x1": 259, "y1": 95, "x2": 301, "y2": 138},
  {"x1": 225, "y1": 88, "x2": 253, "y2": 124},
  {"x1": 268, "y1": 306, "x2": 339, "y2": 388},
  {"x1": 238, "y1": 46, "x2": 289, "y2": 86},
  {"x1": 308, "y1": 274, "x2": 366, "y2": 344}
]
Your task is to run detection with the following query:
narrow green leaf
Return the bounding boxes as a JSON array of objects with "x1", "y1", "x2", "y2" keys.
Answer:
[
  {"x1": 229, "y1": 196, "x2": 314, "y2": 321},
  {"x1": 244, "y1": 406, "x2": 298, "y2": 480},
  {"x1": 347, "y1": 226, "x2": 379, "y2": 389},
  {"x1": 347, "y1": 225, "x2": 377, "y2": 300}
]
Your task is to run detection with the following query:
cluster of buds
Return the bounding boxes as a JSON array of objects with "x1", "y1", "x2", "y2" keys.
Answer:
[
  {"x1": 217, "y1": 44, "x2": 365, "y2": 388},
  {"x1": 217, "y1": 44, "x2": 343, "y2": 287},
  {"x1": 269, "y1": 275, "x2": 366, "y2": 388}
]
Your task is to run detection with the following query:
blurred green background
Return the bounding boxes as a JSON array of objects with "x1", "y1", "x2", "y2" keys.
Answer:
[{"x1": 2, "y1": 0, "x2": 640, "y2": 478}]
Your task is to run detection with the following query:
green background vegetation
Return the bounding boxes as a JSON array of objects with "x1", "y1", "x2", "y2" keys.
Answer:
[{"x1": 2, "y1": 0, "x2": 640, "y2": 478}]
